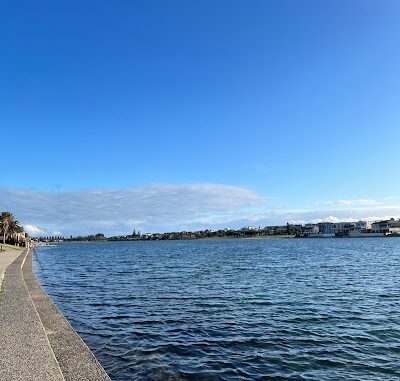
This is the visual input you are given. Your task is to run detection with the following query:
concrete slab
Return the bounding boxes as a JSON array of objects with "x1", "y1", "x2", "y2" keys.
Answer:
[
  {"x1": 0, "y1": 249, "x2": 65, "y2": 381},
  {"x1": 24, "y1": 249, "x2": 111, "y2": 381},
  {"x1": 0, "y1": 245, "x2": 23, "y2": 288}
]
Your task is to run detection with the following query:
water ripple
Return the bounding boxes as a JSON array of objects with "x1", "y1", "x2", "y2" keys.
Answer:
[{"x1": 34, "y1": 238, "x2": 400, "y2": 380}]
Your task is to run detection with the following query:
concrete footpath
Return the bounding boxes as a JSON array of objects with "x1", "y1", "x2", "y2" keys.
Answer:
[
  {"x1": 0, "y1": 245, "x2": 23, "y2": 287},
  {"x1": 0, "y1": 249, "x2": 111, "y2": 381}
]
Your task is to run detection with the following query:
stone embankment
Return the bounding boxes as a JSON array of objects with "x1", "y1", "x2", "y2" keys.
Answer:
[{"x1": 0, "y1": 249, "x2": 111, "y2": 381}]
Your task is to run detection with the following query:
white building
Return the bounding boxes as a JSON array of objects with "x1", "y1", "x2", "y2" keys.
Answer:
[
  {"x1": 316, "y1": 222, "x2": 357, "y2": 236},
  {"x1": 355, "y1": 220, "x2": 373, "y2": 233}
]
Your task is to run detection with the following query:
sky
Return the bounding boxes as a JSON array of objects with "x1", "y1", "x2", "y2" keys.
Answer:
[{"x1": 1, "y1": 0, "x2": 400, "y2": 236}]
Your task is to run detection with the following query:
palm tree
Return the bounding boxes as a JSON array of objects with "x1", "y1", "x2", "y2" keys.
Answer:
[
  {"x1": 0, "y1": 212, "x2": 21, "y2": 244},
  {"x1": 13, "y1": 224, "x2": 24, "y2": 244}
]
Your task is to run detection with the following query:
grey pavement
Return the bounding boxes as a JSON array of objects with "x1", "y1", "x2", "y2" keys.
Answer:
[
  {"x1": 0, "y1": 248, "x2": 112, "y2": 381},
  {"x1": 0, "y1": 245, "x2": 23, "y2": 288},
  {"x1": 0, "y1": 249, "x2": 65, "y2": 381},
  {"x1": 23, "y1": 250, "x2": 111, "y2": 381}
]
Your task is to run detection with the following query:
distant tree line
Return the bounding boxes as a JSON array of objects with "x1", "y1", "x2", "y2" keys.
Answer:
[
  {"x1": 108, "y1": 224, "x2": 301, "y2": 241},
  {"x1": 35, "y1": 236, "x2": 64, "y2": 242},
  {"x1": 65, "y1": 233, "x2": 107, "y2": 242},
  {"x1": 35, "y1": 224, "x2": 304, "y2": 243},
  {"x1": 36, "y1": 233, "x2": 107, "y2": 242}
]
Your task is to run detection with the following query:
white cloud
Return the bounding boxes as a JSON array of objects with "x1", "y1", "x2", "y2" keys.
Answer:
[
  {"x1": 318, "y1": 199, "x2": 378, "y2": 206},
  {"x1": 2, "y1": 185, "x2": 400, "y2": 236},
  {"x1": 309, "y1": 216, "x2": 359, "y2": 224},
  {"x1": 0, "y1": 184, "x2": 266, "y2": 235},
  {"x1": 22, "y1": 224, "x2": 62, "y2": 238},
  {"x1": 24, "y1": 224, "x2": 46, "y2": 236}
]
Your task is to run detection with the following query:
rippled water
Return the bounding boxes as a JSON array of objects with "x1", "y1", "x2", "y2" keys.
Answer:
[{"x1": 34, "y1": 238, "x2": 400, "y2": 380}]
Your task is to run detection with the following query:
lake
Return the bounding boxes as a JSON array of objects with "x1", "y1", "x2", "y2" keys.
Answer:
[{"x1": 33, "y1": 238, "x2": 400, "y2": 380}]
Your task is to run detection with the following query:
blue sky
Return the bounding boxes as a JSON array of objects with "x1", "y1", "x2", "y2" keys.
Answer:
[{"x1": 1, "y1": 1, "x2": 400, "y2": 235}]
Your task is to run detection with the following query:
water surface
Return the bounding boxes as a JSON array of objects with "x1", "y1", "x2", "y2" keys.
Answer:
[{"x1": 34, "y1": 238, "x2": 400, "y2": 380}]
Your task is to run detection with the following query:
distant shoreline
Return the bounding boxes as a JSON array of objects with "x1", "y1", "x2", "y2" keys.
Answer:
[
  {"x1": 34, "y1": 219, "x2": 400, "y2": 244},
  {"x1": 35, "y1": 234, "x2": 400, "y2": 245}
]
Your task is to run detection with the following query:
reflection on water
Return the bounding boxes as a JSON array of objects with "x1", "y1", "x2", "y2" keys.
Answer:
[{"x1": 34, "y1": 238, "x2": 400, "y2": 380}]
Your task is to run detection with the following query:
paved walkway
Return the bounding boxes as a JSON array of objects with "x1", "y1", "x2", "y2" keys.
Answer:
[
  {"x1": 24, "y1": 250, "x2": 111, "y2": 381},
  {"x1": 0, "y1": 245, "x2": 23, "y2": 287},
  {"x1": 0, "y1": 249, "x2": 65, "y2": 380},
  {"x1": 0, "y1": 248, "x2": 112, "y2": 381}
]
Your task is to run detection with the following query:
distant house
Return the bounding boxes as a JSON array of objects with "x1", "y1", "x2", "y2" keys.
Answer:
[
  {"x1": 372, "y1": 219, "x2": 400, "y2": 235},
  {"x1": 290, "y1": 225, "x2": 303, "y2": 235},
  {"x1": 316, "y1": 222, "x2": 356, "y2": 237},
  {"x1": 303, "y1": 224, "x2": 319, "y2": 237},
  {"x1": 331, "y1": 222, "x2": 356, "y2": 236},
  {"x1": 242, "y1": 226, "x2": 259, "y2": 231},
  {"x1": 318, "y1": 222, "x2": 334, "y2": 235},
  {"x1": 265, "y1": 225, "x2": 290, "y2": 235},
  {"x1": 355, "y1": 220, "x2": 373, "y2": 233},
  {"x1": 275, "y1": 226, "x2": 288, "y2": 235}
]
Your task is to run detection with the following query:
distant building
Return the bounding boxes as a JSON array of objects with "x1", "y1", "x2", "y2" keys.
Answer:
[
  {"x1": 316, "y1": 221, "x2": 357, "y2": 237},
  {"x1": 290, "y1": 224, "x2": 303, "y2": 235},
  {"x1": 318, "y1": 222, "x2": 334, "y2": 235},
  {"x1": 355, "y1": 220, "x2": 373, "y2": 233},
  {"x1": 372, "y1": 219, "x2": 400, "y2": 235},
  {"x1": 264, "y1": 225, "x2": 292, "y2": 235},
  {"x1": 243, "y1": 226, "x2": 259, "y2": 231},
  {"x1": 332, "y1": 222, "x2": 356, "y2": 236},
  {"x1": 303, "y1": 224, "x2": 319, "y2": 237}
]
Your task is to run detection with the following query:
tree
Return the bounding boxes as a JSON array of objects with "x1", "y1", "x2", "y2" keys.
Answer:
[{"x1": 0, "y1": 212, "x2": 22, "y2": 244}]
